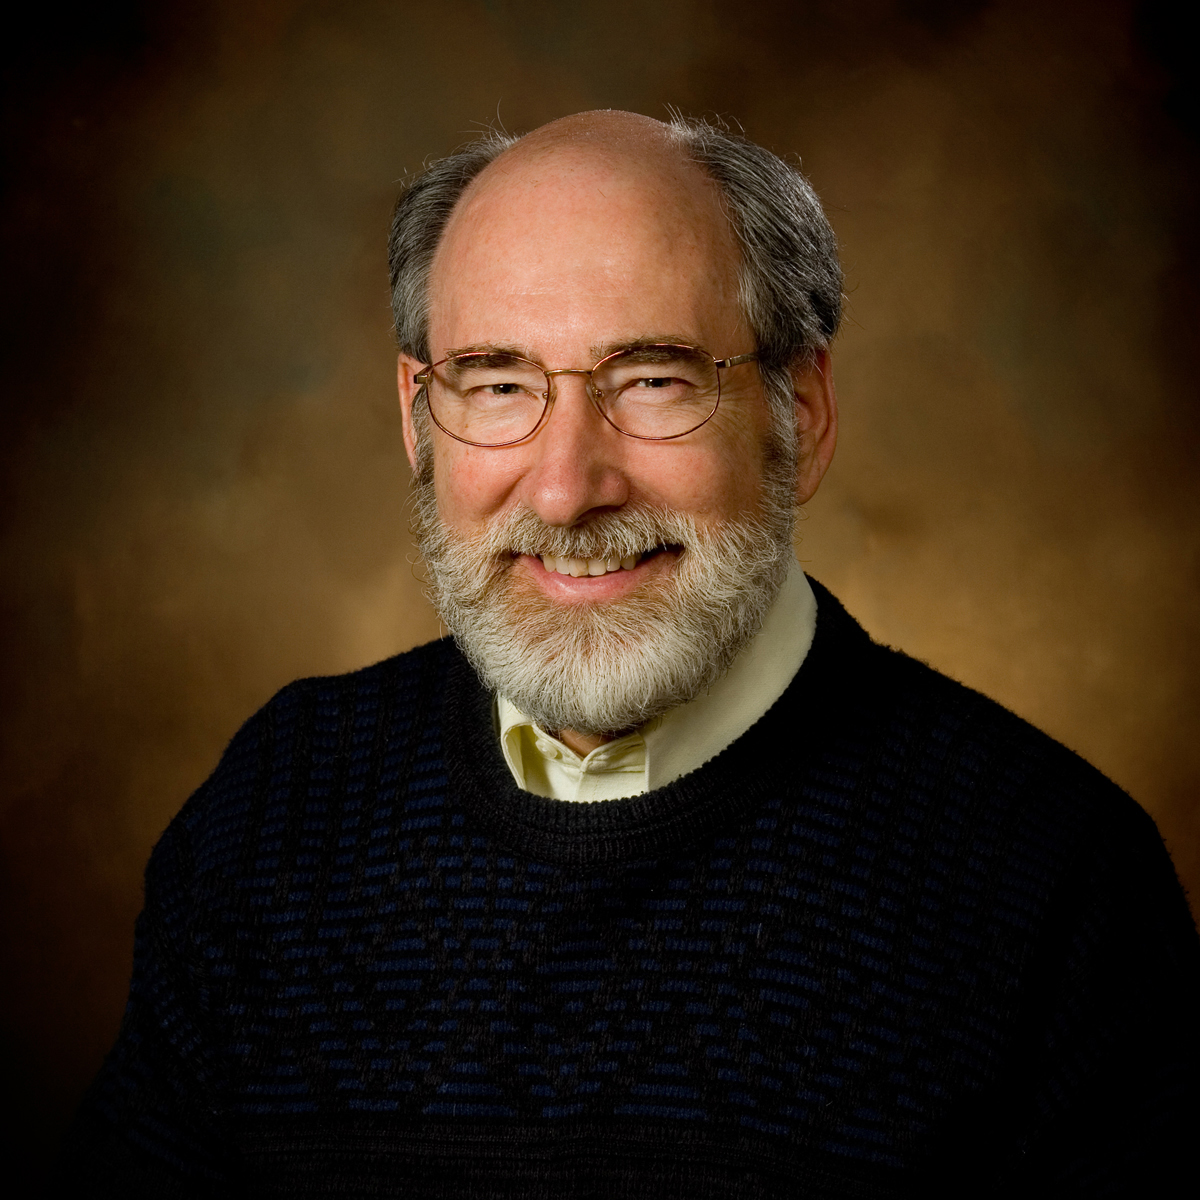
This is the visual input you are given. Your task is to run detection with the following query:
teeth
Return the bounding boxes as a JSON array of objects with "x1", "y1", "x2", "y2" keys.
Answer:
[{"x1": 539, "y1": 552, "x2": 643, "y2": 576}]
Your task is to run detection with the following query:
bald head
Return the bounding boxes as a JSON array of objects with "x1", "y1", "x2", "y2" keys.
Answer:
[
  {"x1": 427, "y1": 112, "x2": 746, "y2": 361},
  {"x1": 445, "y1": 110, "x2": 727, "y2": 218},
  {"x1": 496, "y1": 109, "x2": 686, "y2": 161},
  {"x1": 389, "y1": 110, "x2": 842, "y2": 376},
  {"x1": 450, "y1": 110, "x2": 725, "y2": 234}
]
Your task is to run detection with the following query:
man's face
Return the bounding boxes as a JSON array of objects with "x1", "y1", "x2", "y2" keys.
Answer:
[
  {"x1": 413, "y1": 146, "x2": 774, "y2": 597},
  {"x1": 398, "y1": 133, "x2": 832, "y2": 737}
]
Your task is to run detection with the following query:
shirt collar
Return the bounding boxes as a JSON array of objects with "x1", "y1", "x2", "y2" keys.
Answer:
[{"x1": 497, "y1": 562, "x2": 817, "y2": 801}]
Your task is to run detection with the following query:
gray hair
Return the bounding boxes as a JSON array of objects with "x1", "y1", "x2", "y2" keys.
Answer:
[
  {"x1": 387, "y1": 116, "x2": 842, "y2": 426},
  {"x1": 388, "y1": 130, "x2": 520, "y2": 365}
]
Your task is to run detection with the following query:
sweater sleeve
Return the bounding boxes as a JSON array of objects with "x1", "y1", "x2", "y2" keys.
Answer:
[
  {"x1": 996, "y1": 796, "x2": 1200, "y2": 1196},
  {"x1": 59, "y1": 802, "x2": 243, "y2": 1198}
]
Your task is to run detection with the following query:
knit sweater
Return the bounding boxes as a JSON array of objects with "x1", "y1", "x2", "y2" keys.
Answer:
[{"x1": 62, "y1": 580, "x2": 1200, "y2": 1198}]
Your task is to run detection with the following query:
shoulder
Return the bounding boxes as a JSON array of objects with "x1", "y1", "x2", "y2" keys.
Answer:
[
  {"x1": 798, "y1": 580, "x2": 1198, "y2": 986},
  {"x1": 148, "y1": 637, "x2": 461, "y2": 893},
  {"x1": 805, "y1": 577, "x2": 1161, "y2": 867}
]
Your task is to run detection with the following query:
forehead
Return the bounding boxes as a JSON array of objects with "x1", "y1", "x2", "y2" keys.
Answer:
[{"x1": 426, "y1": 143, "x2": 747, "y2": 356}]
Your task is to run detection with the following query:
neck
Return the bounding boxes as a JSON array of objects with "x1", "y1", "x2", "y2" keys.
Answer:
[{"x1": 554, "y1": 727, "x2": 614, "y2": 756}]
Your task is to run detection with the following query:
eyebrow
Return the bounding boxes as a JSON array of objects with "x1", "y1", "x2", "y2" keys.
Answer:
[
  {"x1": 441, "y1": 336, "x2": 704, "y2": 366},
  {"x1": 443, "y1": 342, "x2": 529, "y2": 361},
  {"x1": 590, "y1": 336, "x2": 702, "y2": 362}
]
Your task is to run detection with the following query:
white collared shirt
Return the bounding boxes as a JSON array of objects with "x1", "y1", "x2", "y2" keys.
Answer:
[{"x1": 496, "y1": 563, "x2": 817, "y2": 801}]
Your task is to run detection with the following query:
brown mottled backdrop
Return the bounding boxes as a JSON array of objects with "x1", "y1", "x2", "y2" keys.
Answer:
[{"x1": 2, "y1": 0, "x2": 1197, "y2": 1192}]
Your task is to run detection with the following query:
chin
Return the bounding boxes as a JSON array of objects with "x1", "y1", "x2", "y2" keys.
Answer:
[{"x1": 437, "y1": 522, "x2": 790, "y2": 737}]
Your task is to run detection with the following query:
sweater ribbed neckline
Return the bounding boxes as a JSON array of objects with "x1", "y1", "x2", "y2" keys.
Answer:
[{"x1": 444, "y1": 577, "x2": 875, "y2": 867}]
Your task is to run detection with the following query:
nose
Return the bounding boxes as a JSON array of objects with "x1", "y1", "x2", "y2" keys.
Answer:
[{"x1": 518, "y1": 374, "x2": 630, "y2": 526}]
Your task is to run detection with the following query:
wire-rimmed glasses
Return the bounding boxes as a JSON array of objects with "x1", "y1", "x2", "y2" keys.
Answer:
[{"x1": 413, "y1": 344, "x2": 758, "y2": 447}]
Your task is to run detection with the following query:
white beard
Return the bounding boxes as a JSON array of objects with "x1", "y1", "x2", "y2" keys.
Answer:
[{"x1": 411, "y1": 428, "x2": 797, "y2": 738}]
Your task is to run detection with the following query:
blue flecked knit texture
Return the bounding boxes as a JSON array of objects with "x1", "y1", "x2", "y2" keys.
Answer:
[{"x1": 63, "y1": 582, "x2": 1200, "y2": 1198}]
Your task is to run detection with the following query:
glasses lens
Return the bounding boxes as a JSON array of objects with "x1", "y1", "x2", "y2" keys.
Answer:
[
  {"x1": 592, "y1": 346, "x2": 720, "y2": 438},
  {"x1": 427, "y1": 354, "x2": 548, "y2": 445}
]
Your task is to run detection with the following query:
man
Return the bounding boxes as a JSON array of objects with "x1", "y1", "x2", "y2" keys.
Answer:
[{"x1": 65, "y1": 112, "x2": 1199, "y2": 1197}]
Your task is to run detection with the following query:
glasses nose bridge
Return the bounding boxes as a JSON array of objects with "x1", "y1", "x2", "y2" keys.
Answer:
[
  {"x1": 543, "y1": 365, "x2": 595, "y2": 382},
  {"x1": 541, "y1": 365, "x2": 601, "y2": 405}
]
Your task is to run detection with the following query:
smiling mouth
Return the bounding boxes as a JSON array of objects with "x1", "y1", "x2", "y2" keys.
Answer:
[{"x1": 536, "y1": 546, "x2": 677, "y2": 578}]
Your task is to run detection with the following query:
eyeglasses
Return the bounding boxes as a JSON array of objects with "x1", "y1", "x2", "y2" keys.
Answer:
[{"x1": 413, "y1": 344, "x2": 758, "y2": 447}]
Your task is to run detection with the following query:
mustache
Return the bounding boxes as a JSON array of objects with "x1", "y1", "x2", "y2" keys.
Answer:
[{"x1": 463, "y1": 504, "x2": 701, "y2": 563}]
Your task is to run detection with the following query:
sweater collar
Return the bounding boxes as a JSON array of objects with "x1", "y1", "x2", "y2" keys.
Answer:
[{"x1": 443, "y1": 577, "x2": 874, "y2": 867}]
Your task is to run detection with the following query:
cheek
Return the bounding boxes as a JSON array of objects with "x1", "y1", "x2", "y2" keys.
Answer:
[
  {"x1": 629, "y1": 437, "x2": 768, "y2": 520},
  {"x1": 431, "y1": 442, "x2": 521, "y2": 529},
  {"x1": 669, "y1": 397, "x2": 778, "y2": 517},
  {"x1": 661, "y1": 398, "x2": 773, "y2": 512}
]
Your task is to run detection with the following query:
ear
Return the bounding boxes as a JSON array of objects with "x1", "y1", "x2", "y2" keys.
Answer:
[
  {"x1": 397, "y1": 352, "x2": 425, "y2": 472},
  {"x1": 789, "y1": 348, "x2": 838, "y2": 505}
]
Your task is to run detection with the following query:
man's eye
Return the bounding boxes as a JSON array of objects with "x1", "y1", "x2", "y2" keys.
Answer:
[
  {"x1": 632, "y1": 376, "x2": 676, "y2": 389},
  {"x1": 480, "y1": 382, "x2": 525, "y2": 395}
]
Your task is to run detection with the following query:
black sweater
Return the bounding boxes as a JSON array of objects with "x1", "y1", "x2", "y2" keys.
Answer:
[{"x1": 63, "y1": 581, "x2": 1200, "y2": 1198}]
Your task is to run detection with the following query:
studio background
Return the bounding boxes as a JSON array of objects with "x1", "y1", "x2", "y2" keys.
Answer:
[{"x1": 2, "y1": 0, "x2": 1197, "y2": 1192}]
